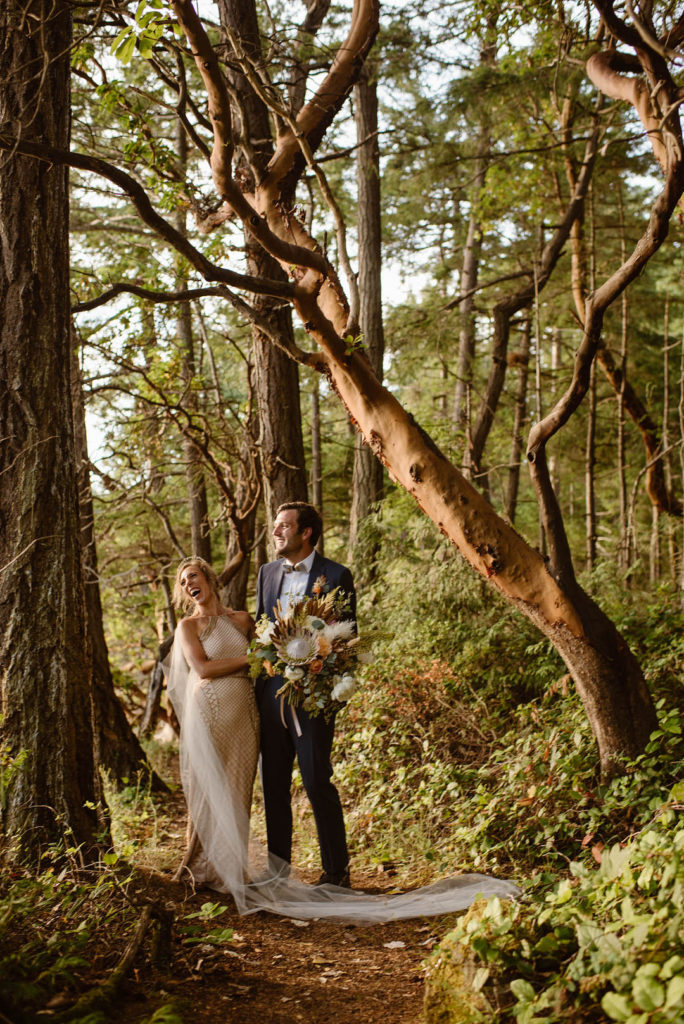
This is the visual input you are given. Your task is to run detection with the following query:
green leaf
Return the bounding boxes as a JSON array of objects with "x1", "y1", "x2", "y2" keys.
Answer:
[
  {"x1": 601, "y1": 992, "x2": 632, "y2": 1021},
  {"x1": 631, "y1": 975, "x2": 664, "y2": 1012},
  {"x1": 510, "y1": 978, "x2": 536, "y2": 1003},
  {"x1": 670, "y1": 780, "x2": 684, "y2": 802},
  {"x1": 114, "y1": 32, "x2": 138, "y2": 65},
  {"x1": 137, "y1": 36, "x2": 155, "y2": 58},
  {"x1": 110, "y1": 26, "x2": 131, "y2": 54},
  {"x1": 665, "y1": 975, "x2": 684, "y2": 1009},
  {"x1": 661, "y1": 956, "x2": 684, "y2": 980}
]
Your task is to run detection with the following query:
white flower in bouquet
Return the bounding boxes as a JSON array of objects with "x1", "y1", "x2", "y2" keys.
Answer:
[
  {"x1": 331, "y1": 674, "x2": 357, "y2": 701},
  {"x1": 322, "y1": 620, "x2": 356, "y2": 644},
  {"x1": 255, "y1": 619, "x2": 276, "y2": 645},
  {"x1": 284, "y1": 665, "x2": 305, "y2": 680}
]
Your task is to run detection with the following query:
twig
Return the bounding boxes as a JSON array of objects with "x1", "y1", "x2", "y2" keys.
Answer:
[{"x1": 52, "y1": 904, "x2": 154, "y2": 1022}]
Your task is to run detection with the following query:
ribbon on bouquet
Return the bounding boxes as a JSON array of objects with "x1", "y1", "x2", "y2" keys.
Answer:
[{"x1": 279, "y1": 693, "x2": 303, "y2": 737}]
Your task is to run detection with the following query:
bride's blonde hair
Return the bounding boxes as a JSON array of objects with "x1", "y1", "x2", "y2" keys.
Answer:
[{"x1": 173, "y1": 557, "x2": 221, "y2": 613}]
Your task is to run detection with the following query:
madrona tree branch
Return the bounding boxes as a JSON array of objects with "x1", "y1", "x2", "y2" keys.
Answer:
[
  {"x1": 527, "y1": 28, "x2": 684, "y2": 568},
  {"x1": 0, "y1": 131, "x2": 295, "y2": 301},
  {"x1": 170, "y1": 0, "x2": 332, "y2": 281}
]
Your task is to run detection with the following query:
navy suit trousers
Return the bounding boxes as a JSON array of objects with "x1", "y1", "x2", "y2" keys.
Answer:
[{"x1": 257, "y1": 674, "x2": 349, "y2": 875}]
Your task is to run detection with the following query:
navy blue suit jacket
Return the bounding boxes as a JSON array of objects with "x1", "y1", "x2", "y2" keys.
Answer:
[{"x1": 256, "y1": 552, "x2": 356, "y2": 625}]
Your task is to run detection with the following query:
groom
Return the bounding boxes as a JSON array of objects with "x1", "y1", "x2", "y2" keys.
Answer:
[{"x1": 255, "y1": 501, "x2": 355, "y2": 888}]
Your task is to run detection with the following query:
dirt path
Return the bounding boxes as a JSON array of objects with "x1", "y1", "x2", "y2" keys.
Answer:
[
  {"x1": 124, "y1": 792, "x2": 450, "y2": 1024},
  {"x1": 148, "y1": 878, "x2": 442, "y2": 1024}
]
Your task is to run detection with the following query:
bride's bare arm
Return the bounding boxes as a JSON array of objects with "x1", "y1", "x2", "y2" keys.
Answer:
[{"x1": 177, "y1": 618, "x2": 249, "y2": 679}]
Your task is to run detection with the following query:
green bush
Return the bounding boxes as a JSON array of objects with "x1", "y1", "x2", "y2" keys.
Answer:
[{"x1": 427, "y1": 807, "x2": 683, "y2": 1024}]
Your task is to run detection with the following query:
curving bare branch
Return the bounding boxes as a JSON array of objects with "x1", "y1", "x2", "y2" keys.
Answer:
[
  {"x1": 586, "y1": 49, "x2": 668, "y2": 170},
  {"x1": 0, "y1": 131, "x2": 295, "y2": 300}
]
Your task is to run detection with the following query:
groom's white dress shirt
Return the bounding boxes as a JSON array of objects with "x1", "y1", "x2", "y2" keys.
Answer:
[{"x1": 278, "y1": 550, "x2": 316, "y2": 614}]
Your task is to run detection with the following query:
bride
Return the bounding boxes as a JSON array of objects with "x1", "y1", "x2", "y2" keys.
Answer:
[{"x1": 167, "y1": 557, "x2": 518, "y2": 922}]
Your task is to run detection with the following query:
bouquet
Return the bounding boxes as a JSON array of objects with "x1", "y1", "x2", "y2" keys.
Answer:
[{"x1": 248, "y1": 583, "x2": 375, "y2": 721}]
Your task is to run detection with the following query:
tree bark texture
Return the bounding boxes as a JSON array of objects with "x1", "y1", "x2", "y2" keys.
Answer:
[
  {"x1": 176, "y1": 123, "x2": 212, "y2": 563},
  {"x1": 178, "y1": 299, "x2": 212, "y2": 563},
  {"x1": 349, "y1": 63, "x2": 384, "y2": 554},
  {"x1": 0, "y1": 0, "x2": 102, "y2": 857},
  {"x1": 453, "y1": 150, "x2": 486, "y2": 430},
  {"x1": 504, "y1": 318, "x2": 531, "y2": 523},
  {"x1": 585, "y1": 364, "x2": 597, "y2": 571}
]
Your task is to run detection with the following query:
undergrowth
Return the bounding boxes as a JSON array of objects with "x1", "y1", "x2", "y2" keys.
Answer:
[{"x1": 343, "y1": 516, "x2": 684, "y2": 1022}]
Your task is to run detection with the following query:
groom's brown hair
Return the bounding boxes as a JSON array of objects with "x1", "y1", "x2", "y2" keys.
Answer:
[{"x1": 276, "y1": 501, "x2": 322, "y2": 546}]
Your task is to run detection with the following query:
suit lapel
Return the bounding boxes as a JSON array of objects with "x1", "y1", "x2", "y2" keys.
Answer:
[
  {"x1": 306, "y1": 552, "x2": 326, "y2": 594},
  {"x1": 266, "y1": 561, "x2": 286, "y2": 620}
]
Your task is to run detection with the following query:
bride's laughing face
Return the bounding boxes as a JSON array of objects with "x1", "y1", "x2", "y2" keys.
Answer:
[{"x1": 179, "y1": 564, "x2": 210, "y2": 606}]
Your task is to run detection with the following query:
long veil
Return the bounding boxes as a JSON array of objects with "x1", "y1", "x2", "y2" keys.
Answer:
[{"x1": 166, "y1": 639, "x2": 519, "y2": 923}]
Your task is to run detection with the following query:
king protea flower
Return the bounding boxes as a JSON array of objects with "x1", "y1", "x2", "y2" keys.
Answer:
[{"x1": 276, "y1": 633, "x2": 318, "y2": 665}]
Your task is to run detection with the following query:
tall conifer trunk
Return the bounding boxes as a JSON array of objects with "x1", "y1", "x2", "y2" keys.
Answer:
[
  {"x1": 349, "y1": 62, "x2": 384, "y2": 555},
  {"x1": 0, "y1": 0, "x2": 102, "y2": 858},
  {"x1": 217, "y1": 0, "x2": 308, "y2": 537}
]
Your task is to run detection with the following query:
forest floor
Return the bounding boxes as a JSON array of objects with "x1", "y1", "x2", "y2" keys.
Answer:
[{"x1": 112, "y1": 772, "x2": 454, "y2": 1024}]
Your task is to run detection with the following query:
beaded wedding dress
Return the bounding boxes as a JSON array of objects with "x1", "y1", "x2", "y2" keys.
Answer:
[{"x1": 166, "y1": 616, "x2": 519, "y2": 923}]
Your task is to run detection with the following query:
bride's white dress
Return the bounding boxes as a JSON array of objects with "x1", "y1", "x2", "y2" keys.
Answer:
[
  {"x1": 177, "y1": 615, "x2": 259, "y2": 888},
  {"x1": 167, "y1": 617, "x2": 519, "y2": 923}
]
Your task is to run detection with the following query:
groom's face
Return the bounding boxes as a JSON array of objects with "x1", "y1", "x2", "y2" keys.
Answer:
[{"x1": 273, "y1": 509, "x2": 311, "y2": 560}]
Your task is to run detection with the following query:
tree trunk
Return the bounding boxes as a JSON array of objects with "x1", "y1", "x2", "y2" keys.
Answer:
[
  {"x1": 251, "y1": 282, "x2": 309, "y2": 525},
  {"x1": 217, "y1": 0, "x2": 309, "y2": 534},
  {"x1": 0, "y1": 0, "x2": 102, "y2": 859},
  {"x1": 616, "y1": 182, "x2": 630, "y2": 570},
  {"x1": 662, "y1": 299, "x2": 678, "y2": 581},
  {"x1": 585, "y1": 363, "x2": 597, "y2": 571},
  {"x1": 310, "y1": 379, "x2": 326, "y2": 557},
  {"x1": 649, "y1": 505, "x2": 661, "y2": 584},
  {"x1": 533, "y1": 294, "x2": 546, "y2": 555},
  {"x1": 680, "y1": 324, "x2": 684, "y2": 610},
  {"x1": 176, "y1": 124, "x2": 212, "y2": 563},
  {"x1": 548, "y1": 330, "x2": 562, "y2": 497},
  {"x1": 349, "y1": 62, "x2": 384, "y2": 555},
  {"x1": 453, "y1": 155, "x2": 485, "y2": 430},
  {"x1": 178, "y1": 299, "x2": 212, "y2": 562},
  {"x1": 71, "y1": 338, "x2": 166, "y2": 791},
  {"x1": 504, "y1": 317, "x2": 531, "y2": 523},
  {"x1": 220, "y1": 443, "x2": 260, "y2": 610}
]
